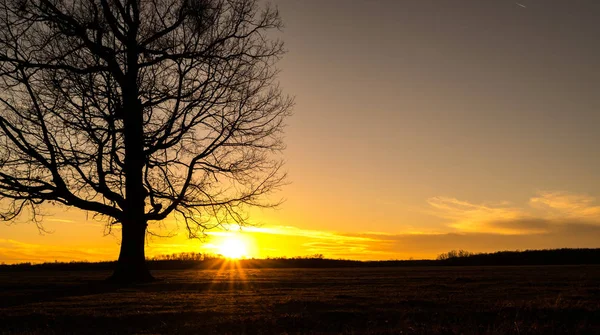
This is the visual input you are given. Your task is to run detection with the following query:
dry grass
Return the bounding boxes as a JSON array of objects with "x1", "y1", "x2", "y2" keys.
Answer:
[{"x1": 1, "y1": 265, "x2": 599, "y2": 334}]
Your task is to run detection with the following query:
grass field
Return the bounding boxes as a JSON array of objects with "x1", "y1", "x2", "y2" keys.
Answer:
[{"x1": 1, "y1": 265, "x2": 599, "y2": 334}]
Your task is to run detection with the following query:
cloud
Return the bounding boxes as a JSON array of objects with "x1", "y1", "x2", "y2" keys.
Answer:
[
  {"x1": 240, "y1": 225, "x2": 388, "y2": 259},
  {"x1": 427, "y1": 196, "x2": 528, "y2": 234},
  {"x1": 428, "y1": 191, "x2": 600, "y2": 235},
  {"x1": 486, "y1": 218, "x2": 550, "y2": 233},
  {"x1": 243, "y1": 225, "x2": 377, "y2": 242},
  {"x1": 530, "y1": 191, "x2": 600, "y2": 218}
]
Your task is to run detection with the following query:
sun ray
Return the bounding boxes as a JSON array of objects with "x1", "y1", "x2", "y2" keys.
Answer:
[{"x1": 206, "y1": 234, "x2": 252, "y2": 291}]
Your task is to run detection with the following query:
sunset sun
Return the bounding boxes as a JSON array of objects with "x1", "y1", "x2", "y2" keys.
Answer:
[{"x1": 217, "y1": 236, "x2": 249, "y2": 259}]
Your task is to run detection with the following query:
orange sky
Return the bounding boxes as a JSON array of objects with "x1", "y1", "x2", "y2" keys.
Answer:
[{"x1": 2, "y1": 0, "x2": 600, "y2": 263}]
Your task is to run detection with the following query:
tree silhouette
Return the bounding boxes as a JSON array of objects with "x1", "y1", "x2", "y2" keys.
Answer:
[{"x1": 0, "y1": 0, "x2": 291, "y2": 282}]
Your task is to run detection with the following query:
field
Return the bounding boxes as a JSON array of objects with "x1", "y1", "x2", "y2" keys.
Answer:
[{"x1": 1, "y1": 265, "x2": 599, "y2": 334}]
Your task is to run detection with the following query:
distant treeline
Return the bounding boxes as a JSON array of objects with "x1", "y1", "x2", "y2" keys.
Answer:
[
  {"x1": 1, "y1": 248, "x2": 599, "y2": 272},
  {"x1": 434, "y1": 248, "x2": 600, "y2": 266}
]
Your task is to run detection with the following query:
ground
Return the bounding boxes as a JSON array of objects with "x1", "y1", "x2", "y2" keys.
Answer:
[{"x1": 1, "y1": 265, "x2": 599, "y2": 334}]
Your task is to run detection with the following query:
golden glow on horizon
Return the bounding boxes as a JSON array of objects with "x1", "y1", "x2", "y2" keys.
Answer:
[
  {"x1": 216, "y1": 235, "x2": 249, "y2": 259},
  {"x1": 2, "y1": 193, "x2": 600, "y2": 264}
]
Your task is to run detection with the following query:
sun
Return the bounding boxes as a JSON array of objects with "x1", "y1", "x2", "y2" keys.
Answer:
[{"x1": 217, "y1": 235, "x2": 249, "y2": 259}]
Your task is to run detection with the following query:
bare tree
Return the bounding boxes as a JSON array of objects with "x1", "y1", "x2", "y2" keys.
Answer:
[{"x1": 0, "y1": 0, "x2": 292, "y2": 282}]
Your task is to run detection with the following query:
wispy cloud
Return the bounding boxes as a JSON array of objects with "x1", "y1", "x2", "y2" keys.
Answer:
[
  {"x1": 530, "y1": 191, "x2": 600, "y2": 218},
  {"x1": 241, "y1": 225, "x2": 386, "y2": 258},
  {"x1": 427, "y1": 196, "x2": 527, "y2": 234},
  {"x1": 243, "y1": 225, "x2": 377, "y2": 242},
  {"x1": 428, "y1": 191, "x2": 600, "y2": 235}
]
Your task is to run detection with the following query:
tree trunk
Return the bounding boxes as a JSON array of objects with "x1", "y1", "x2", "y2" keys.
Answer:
[
  {"x1": 108, "y1": 18, "x2": 152, "y2": 284},
  {"x1": 108, "y1": 220, "x2": 154, "y2": 283}
]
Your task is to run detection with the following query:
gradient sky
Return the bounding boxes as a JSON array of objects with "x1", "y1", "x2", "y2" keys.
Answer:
[{"x1": 2, "y1": 0, "x2": 600, "y2": 263}]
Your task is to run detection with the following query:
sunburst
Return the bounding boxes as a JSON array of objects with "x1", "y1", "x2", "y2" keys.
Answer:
[{"x1": 217, "y1": 235, "x2": 249, "y2": 259}]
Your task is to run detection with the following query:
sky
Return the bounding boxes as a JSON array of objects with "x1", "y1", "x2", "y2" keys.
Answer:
[{"x1": 2, "y1": 0, "x2": 600, "y2": 263}]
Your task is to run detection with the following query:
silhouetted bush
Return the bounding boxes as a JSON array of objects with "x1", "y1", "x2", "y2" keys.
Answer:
[{"x1": 436, "y1": 249, "x2": 475, "y2": 260}]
